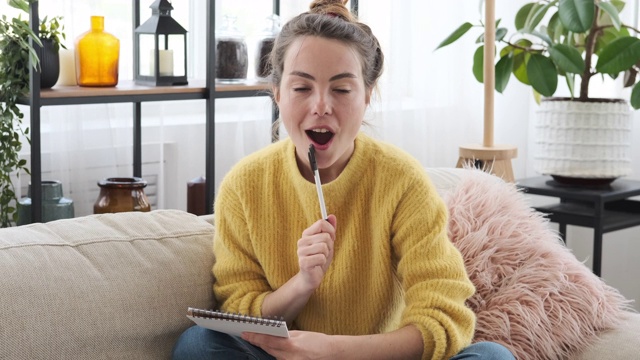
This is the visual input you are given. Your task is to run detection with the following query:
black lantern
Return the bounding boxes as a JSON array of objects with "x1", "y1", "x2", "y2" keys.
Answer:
[{"x1": 134, "y1": 0, "x2": 188, "y2": 86}]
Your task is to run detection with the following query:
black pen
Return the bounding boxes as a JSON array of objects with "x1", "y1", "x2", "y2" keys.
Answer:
[{"x1": 308, "y1": 144, "x2": 328, "y2": 220}]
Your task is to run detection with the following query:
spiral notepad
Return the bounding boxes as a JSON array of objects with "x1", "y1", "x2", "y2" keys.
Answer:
[{"x1": 186, "y1": 307, "x2": 290, "y2": 338}]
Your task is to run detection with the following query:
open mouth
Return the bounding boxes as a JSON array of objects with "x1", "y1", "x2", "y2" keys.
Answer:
[{"x1": 306, "y1": 128, "x2": 334, "y2": 146}]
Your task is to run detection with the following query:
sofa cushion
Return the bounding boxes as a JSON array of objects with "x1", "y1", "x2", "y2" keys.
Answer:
[
  {"x1": 442, "y1": 169, "x2": 633, "y2": 360},
  {"x1": 570, "y1": 312, "x2": 640, "y2": 360},
  {"x1": 0, "y1": 209, "x2": 216, "y2": 360}
]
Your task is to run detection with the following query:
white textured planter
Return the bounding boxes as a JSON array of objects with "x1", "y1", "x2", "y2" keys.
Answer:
[{"x1": 534, "y1": 98, "x2": 632, "y2": 179}]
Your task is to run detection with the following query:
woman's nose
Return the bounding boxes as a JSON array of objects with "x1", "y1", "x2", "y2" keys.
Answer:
[{"x1": 312, "y1": 93, "x2": 332, "y2": 116}]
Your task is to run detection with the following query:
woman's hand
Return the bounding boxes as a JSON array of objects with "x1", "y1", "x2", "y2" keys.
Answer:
[
  {"x1": 242, "y1": 326, "x2": 424, "y2": 360},
  {"x1": 261, "y1": 215, "x2": 337, "y2": 323},
  {"x1": 297, "y1": 214, "x2": 337, "y2": 292},
  {"x1": 242, "y1": 330, "x2": 338, "y2": 360}
]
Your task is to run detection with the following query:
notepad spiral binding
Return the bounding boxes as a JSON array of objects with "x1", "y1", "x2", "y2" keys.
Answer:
[{"x1": 187, "y1": 307, "x2": 286, "y2": 328}]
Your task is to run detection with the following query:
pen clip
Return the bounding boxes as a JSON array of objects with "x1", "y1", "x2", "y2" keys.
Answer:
[{"x1": 308, "y1": 144, "x2": 318, "y2": 171}]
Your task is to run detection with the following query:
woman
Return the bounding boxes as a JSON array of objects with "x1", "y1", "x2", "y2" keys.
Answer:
[{"x1": 173, "y1": 1, "x2": 515, "y2": 359}]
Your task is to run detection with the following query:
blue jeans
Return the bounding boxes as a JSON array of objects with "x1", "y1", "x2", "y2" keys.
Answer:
[{"x1": 172, "y1": 325, "x2": 516, "y2": 360}]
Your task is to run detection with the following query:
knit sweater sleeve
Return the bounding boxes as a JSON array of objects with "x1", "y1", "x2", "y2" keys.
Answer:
[
  {"x1": 392, "y1": 170, "x2": 476, "y2": 360},
  {"x1": 212, "y1": 171, "x2": 271, "y2": 317}
]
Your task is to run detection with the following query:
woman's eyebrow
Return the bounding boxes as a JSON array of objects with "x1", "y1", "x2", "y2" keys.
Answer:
[
  {"x1": 329, "y1": 72, "x2": 357, "y2": 81},
  {"x1": 290, "y1": 71, "x2": 315, "y2": 80},
  {"x1": 289, "y1": 71, "x2": 357, "y2": 81}
]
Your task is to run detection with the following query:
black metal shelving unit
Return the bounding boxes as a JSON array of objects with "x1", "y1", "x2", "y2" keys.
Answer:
[{"x1": 20, "y1": 0, "x2": 358, "y2": 223}]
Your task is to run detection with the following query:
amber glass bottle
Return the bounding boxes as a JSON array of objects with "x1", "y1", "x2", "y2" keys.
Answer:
[{"x1": 75, "y1": 16, "x2": 120, "y2": 87}]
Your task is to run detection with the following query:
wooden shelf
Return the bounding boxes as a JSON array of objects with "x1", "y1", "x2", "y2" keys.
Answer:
[
  {"x1": 214, "y1": 80, "x2": 271, "y2": 99},
  {"x1": 19, "y1": 79, "x2": 272, "y2": 106},
  {"x1": 20, "y1": 80, "x2": 206, "y2": 106},
  {"x1": 41, "y1": 80, "x2": 206, "y2": 98},
  {"x1": 215, "y1": 80, "x2": 270, "y2": 92}
]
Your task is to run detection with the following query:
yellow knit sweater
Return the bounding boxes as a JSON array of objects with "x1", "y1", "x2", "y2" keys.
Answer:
[{"x1": 213, "y1": 133, "x2": 476, "y2": 360}]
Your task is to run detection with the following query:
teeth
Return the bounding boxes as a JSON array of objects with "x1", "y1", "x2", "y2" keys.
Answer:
[{"x1": 311, "y1": 128, "x2": 329, "y2": 133}]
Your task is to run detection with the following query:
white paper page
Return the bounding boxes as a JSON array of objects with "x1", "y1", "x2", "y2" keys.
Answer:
[{"x1": 187, "y1": 315, "x2": 290, "y2": 338}]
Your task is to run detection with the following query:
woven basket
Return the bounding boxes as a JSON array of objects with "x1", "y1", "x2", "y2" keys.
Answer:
[{"x1": 534, "y1": 98, "x2": 632, "y2": 178}]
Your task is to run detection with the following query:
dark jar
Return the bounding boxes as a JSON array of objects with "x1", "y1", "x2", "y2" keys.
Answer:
[
  {"x1": 255, "y1": 14, "x2": 280, "y2": 81},
  {"x1": 215, "y1": 15, "x2": 248, "y2": 83},
  {"x1": 94, "y1": 177, "x2": 151, "y2": 214},
  {"x1": 187, "y1": 176, "x2": 206, "y2": 216}
]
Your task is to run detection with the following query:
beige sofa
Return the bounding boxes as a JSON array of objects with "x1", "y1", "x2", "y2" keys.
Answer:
[{"x1": 1, "y1": 168, "x2": 638, "y2": 359}]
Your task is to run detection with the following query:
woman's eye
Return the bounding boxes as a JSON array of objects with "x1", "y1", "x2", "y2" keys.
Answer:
[
  {"x1": 334, "y1": 89, "x2": 351, "y2": 94},
  {"x1": 293, "y1": 87, "x2": 310, "y2": 92}
]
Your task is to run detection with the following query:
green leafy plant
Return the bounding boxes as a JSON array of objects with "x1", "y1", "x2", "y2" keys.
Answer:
[
  {"x1": 436, "y1": 0, "x2": 640, "y2": 109},
  {"x1": 0, "y1": 0, "x2": 65, "y2": 227}
]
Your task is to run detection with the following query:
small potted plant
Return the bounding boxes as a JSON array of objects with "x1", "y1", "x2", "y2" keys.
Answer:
[
  {"x1": 437, "y1": 0, "x2": 639, "y2": 183},
  {"x1": 0, "y1": 0, "x2": 65, "y2": 227}
]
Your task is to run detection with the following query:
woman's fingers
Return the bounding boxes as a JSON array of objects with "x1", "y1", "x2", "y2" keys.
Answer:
[{"x1": 301, "y1": 216, "x2": 337, "y2": 239}]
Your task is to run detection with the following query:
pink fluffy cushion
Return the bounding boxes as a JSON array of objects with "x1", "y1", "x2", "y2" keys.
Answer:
[{"x1": 444, "y1": 169, "x2": 631, "y2": 360}]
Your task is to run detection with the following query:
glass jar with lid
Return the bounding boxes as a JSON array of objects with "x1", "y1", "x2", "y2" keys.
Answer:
[
  {"x1": 215, "y1": 15, "x2": 248, "y2": 83},
  {"x1": 255, "y1": 14, "x2": 281, "y2": 81}
]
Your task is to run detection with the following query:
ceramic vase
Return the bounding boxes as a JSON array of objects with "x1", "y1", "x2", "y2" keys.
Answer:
[
  {"x1": 36, "y1": 38, "x2": 60, "y2": 89},
  {"x1": 94, "y1": 177, "x2": 151, "y2": 214},
  {"x1": 17, "y1": 180, "x2": 74, "y2": 225}
]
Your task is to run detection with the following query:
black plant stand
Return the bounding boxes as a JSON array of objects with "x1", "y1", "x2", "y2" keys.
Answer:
[{"x1": 516, "y1": 176, "x2": 640, "y2": 277}]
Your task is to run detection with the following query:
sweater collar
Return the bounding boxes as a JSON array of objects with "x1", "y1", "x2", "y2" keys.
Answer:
[{"x1": 285, "y1": 132, "x2": 371, "y2": 191}]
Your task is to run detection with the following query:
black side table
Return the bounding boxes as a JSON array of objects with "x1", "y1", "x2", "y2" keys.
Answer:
[{"x1": 516, "y1": 176, "x2": 640, "y2": 277}]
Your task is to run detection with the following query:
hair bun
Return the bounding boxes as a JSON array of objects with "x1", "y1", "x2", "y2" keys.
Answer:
[{"x1": 309, "y1": 0, "x2": 353, "y2": 21}]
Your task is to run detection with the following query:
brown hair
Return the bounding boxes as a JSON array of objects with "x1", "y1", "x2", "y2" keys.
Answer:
[{"x1": 269, "y1": 0, "x2": 384, "y2": 92}]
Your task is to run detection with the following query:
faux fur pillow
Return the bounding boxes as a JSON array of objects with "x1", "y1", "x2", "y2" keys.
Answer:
[{"x1": 444, "y1": 169, "x2": 632, "y2": 360}]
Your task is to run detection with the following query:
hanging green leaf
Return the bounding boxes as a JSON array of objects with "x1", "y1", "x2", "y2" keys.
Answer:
[
  {"x1": 549, "y1": 44, "x2": 585, "y2": 73},
  {"x1": 558, "y1": 0, "x2": 595, "y2": 33},
  {"x1": 547, "y1": 12, "x2": 566, "y2": 43},
  {"x1": 435, "y1": 22, "x2": 473, "y2": 50},
  {"x1": 496, "y1": 28, "x2": 508, "y2": 42},
  {"x1": 473, "y1": 45, "x2": 484, "y2": 82},
  {"x1": 527, "y1": 54, "x2": 558, "y2": 97},
  {"x1": 598, "y1": 1, "x2": 622, "y2": 30},
  {"x1": 525, "y1": 1, "x2": 557, "y2": 32},
  {"x1": 495, "y1": 55, "x2": 514, "y2": 93},
  {"x1": 515, "y1": 3, "x2": 536, "y2": 30},
  {"x1": 631, "y1": 82, "x2": 640, "y2": 109},
  {"x1": 596, "y1": 37, "x2": 640, "y2": 74},
  {"x1": 512, "y1": 39, "x2": 533, "y2": 85},
  {"x1": 595, "y1": 26, "x2": 630, "y2": 55},
  {"x1": 7, "y1": 0, "x2": 29, "y2": 13},
  {"x1": 610, "y1": 0, "x2": 625, "y2": 12}
]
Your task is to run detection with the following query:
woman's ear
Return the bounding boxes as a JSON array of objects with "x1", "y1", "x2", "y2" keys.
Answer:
[
  {"x1": 272, "y1": 87, "x2": 280, "y2": 103},
  {"x1": 365, "y1": 88, "x2": 373, "y2": 106}
]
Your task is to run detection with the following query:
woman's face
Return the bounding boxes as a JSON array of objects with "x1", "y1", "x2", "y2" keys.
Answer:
[{"x1": 274, "y1": 35, "x2": 371, "y2": 183}]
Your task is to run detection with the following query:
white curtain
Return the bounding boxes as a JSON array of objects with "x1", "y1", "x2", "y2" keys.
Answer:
[{"x1": 5, "y1": 0, "x2": 639, "y2": 212}]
